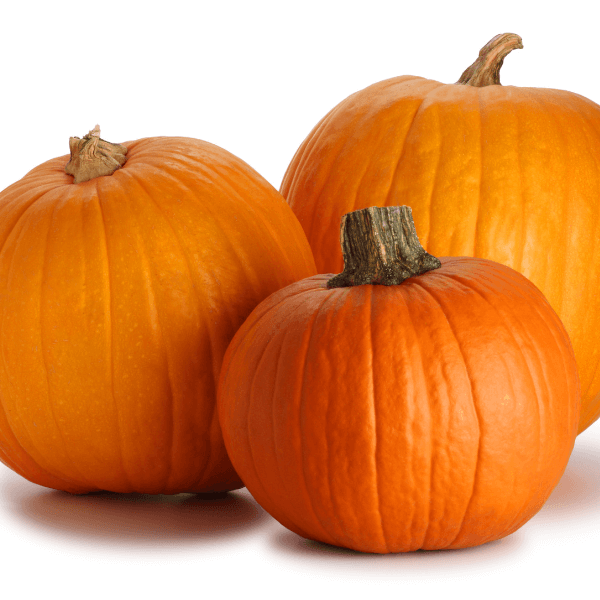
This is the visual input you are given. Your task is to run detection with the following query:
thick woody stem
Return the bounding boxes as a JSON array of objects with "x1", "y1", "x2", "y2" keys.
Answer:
[
  {"x1": 327, "y1": 206, "x2": 441, "y2": 288},
  {"x1": 457, "y1": 33, "x2": 523, "y2": 87},
  {"x1": 65, "y1": 125, "x2": 127, "y2": 184}
]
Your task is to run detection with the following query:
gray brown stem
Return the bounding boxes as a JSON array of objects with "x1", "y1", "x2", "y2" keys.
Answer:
[
  {"x1": 327, "y1": 206, "x2": 441, "y2": 288},
  {"x1": 457, "y1": 33, "x2": 523, "y2": 87},
  {"x1": 65, "y1": 125, "x2": 127, "y2": 184}
]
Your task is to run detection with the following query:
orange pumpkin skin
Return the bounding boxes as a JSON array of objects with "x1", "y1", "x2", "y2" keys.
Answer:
[
  {"x1": 281, "y1": 77, "x2": 600, "y2": 433},
  {"x1": 0, "y1": 136, "x2": 316, "y2": 494},
  {"x1": 218, "y1": 257, "x2": 580, "y2": 553}
]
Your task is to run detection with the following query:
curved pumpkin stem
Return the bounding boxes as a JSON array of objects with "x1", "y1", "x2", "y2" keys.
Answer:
[
  {"x1": 327, "y1": 206, "x2": 441, "y2": 288},
  {"x1": 65, "y1": 125, "x2": 128, "y2": 184},
  {"x1": 457, "y1": 33, "x2": 523, "y2": 87}
]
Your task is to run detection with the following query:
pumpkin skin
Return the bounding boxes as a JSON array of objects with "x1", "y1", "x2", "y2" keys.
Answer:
[
  {"x1": 218, "y1": 257, "x2": 580, "y2": 553},
  {"x1": 281, "y1": 39, "x2": 600, "y2": 433},
  {"x1": 0, "y1": 135, "x2": 316, "y2": 494}
]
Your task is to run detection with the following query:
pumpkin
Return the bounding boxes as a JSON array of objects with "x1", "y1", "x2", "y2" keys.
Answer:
[
  {"x1": 280, "y1": 33, "x2": 600, "y2": 433},
  {"x1": 0, "y1": 126, "x2": 316, "y2": 495},
  {"x1": 218, "y1": 206, "x2": 580, "y2": 553}
]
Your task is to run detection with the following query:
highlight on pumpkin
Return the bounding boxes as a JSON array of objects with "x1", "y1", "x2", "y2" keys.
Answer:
[
  {"x1": 217, "y1": 205, "x2": 580, "y2": 553},
  {"x1": 280, "y1": 32, "x2": 600, "y2": 434}
]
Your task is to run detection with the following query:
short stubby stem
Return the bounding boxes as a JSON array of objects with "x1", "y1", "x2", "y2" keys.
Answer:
[
  {"x1": 457, "y1": 33, "x2": 523, "y2": 87},
  {"x1": 65, "y1": 125, "x2": 127, "y2": 184},
  {"x1": 327, "y1": 206, "x2": 441, "y2": 288}
]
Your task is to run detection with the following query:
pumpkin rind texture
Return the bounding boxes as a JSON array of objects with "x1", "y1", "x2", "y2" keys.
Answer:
[
  {"x1": 281, "y1": 75, "x2": 600, "y2": 433},
  {"x1": 0, "y1": 136, "x2": 316, "y2": 494},
  {"x1": 218, "y1": 257, "x2": 580, "y2": 553}
]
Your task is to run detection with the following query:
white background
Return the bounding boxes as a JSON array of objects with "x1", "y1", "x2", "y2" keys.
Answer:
[{"x1": 1, "y1": 1, "x2": 599, "y2": 598}]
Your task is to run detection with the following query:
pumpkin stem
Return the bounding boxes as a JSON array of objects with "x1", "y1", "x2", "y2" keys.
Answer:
[
  {"x1": 65, "y1": 125, "x2": 128, "y2": 184},
  {"x1": 327, "y1": 206, "x2": 441, "y2": 288},
  {"x1": 457, "y1": 33, "x2": 523, "y2": 87}
]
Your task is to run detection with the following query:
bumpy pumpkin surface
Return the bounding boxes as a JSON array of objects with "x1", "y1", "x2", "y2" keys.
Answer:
[
  {"x1": 218, "y1": 206, "x2": 579, "y2": 553},
  {"x1": 0, "y1": 130, "x2": 316, "y2": 494},
  {"x1": 281, "y1": 33, "x2": 600, "y2": 433}
]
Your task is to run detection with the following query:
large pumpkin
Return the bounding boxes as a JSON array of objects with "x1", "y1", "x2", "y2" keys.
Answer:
[
  {"x1": 281, "y1": 33, "x2": 600, "y2": 433},
  {"x1": 218, "y1": 206, "x2": 580, "y2": 553},
  {"x1": 0, "y1": 126, "x2": 316, "y2": 494}
]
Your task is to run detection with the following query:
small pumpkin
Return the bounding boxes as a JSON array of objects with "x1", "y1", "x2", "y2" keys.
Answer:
[
  {"x1": 281, "y1": 33, "x2": 600, "y2": 433},
  {"x1": 0, "y1": 126, "x2": 316, "y2": 494},
  {"x1": 218, "y1": 206, "x2": 579, "y2": 553}
]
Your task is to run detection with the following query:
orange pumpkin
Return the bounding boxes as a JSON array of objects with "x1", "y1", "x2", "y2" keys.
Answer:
[
  {"x1": 0, "y1": 126, "x2": 316, "y2": 494},
  {"x1": 218, "y1": 206, "x2": 580, "y2": 553},
  {"x1": 281, "y1": 33, "x2": 600, "y2": 433}
]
